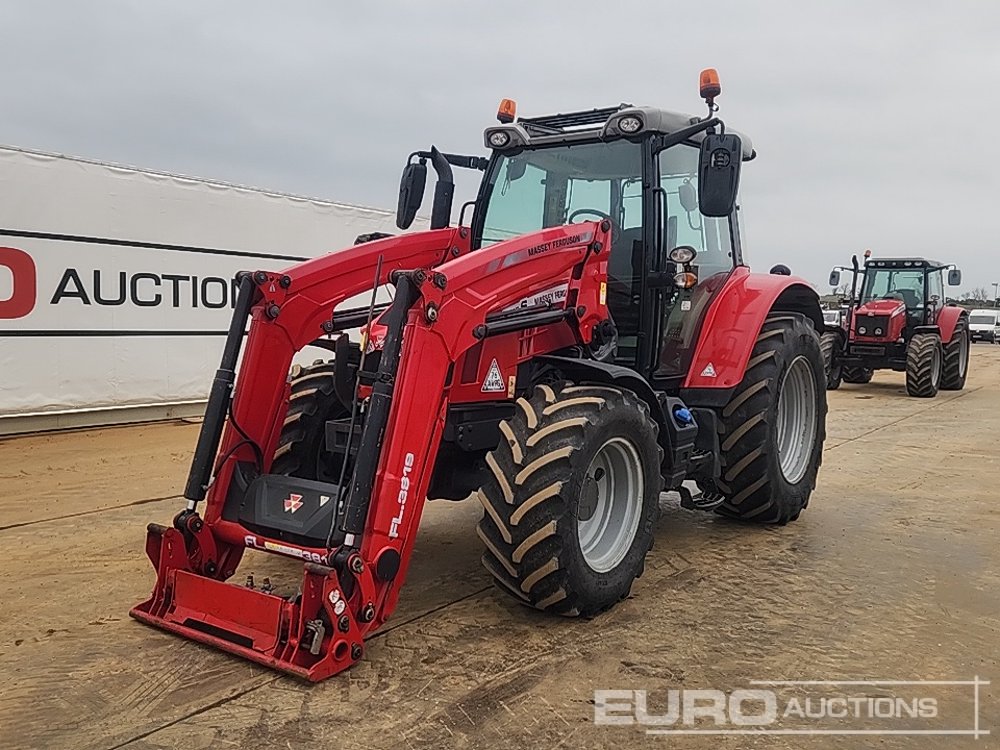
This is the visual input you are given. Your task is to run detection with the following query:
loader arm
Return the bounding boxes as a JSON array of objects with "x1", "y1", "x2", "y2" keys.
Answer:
[{"x1": 132, "y1": 220, "x2": 611, "y2": 681}]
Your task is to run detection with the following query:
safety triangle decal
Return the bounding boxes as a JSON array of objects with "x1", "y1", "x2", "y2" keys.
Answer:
[
  {"x1": 481, "y1": 358, "x2": 506, "y2": 392},
  {"x1": 700, "y1": 362, "x2": 717, "y2": 378}
]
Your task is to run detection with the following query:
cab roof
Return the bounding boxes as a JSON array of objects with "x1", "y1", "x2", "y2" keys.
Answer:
[
  {"x1": 486, "y1": 104, "x2": 755, "y2": 160},
  {"x1": 865, "y1": 257, "x2": 946, "y2": 270}
]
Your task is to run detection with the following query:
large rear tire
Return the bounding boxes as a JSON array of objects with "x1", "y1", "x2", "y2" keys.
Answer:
[
  {"x1": 477, "y1": 383, "x2": 662, "y2": 616},
  {"x1": 715, "y1": 314, "x2": 827, "y2": 524},
  {"x1": 272, "y1": 360, "x2": 350, "y2": 481},
  {"x1": 940, "y1": 320, "x2": 969, "y2": 391},
  {"x1": 842, "y1": 366, "x2": 874, "y2": 384},
  {"x1": 819, "y1": 331, "x2": 843, "y2": 390},
  {"x1": 905, "y1": 333, "x2": 942, "y2": 398}
]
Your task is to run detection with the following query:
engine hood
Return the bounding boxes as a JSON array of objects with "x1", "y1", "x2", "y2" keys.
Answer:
[{"x1": 856, "y1": 299, "x2": 906, "y2": 317}]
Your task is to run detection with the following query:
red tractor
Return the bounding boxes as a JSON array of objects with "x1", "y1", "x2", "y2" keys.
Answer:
[
  {"x1": 131, "y1": 71, "x2": 828, "y2": 681},
  {"x1": 822, "y1": 253, "x2": 969, "y2": 396}
]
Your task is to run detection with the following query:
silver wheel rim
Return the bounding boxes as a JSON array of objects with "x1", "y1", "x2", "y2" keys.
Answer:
[
  {"x1": 931, "y1": 344, "x2": 941, "y2": 384},
  {"x1": 577, "y1": 438, "x2": 643, "y2": 573},
  {"x1": 958, "y1": 332, "x2": 968, "y2": 377},
  {"x1": 776, "y1": 356, "x2": 818, "y2": 485}
]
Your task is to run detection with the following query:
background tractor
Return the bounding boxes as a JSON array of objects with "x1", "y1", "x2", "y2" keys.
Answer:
[
  {"x1": 823, "y1": 254, "x2": 969, "y2": 396},
  {"x1": 131, "y1": 70, "x2": 829, "y2": 681}
]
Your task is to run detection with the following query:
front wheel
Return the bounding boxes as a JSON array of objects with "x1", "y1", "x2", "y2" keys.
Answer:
[
  {"x1": 477, "y1": 383, "x2": 662, "y2": 616},
  {"x1": 714, "y1": 314, "x2": 827, "y2": 524},
  {"x1": 819, "y1": 331, "x2": 843, "y2": 390},
  {"x1": 905, "y1": 333, "x2": 942, "y2": 397},
  {"x1": 842, "y1": 366, "x2": 874, "y2": 384}
]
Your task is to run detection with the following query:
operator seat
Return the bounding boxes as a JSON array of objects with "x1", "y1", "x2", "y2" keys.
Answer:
[
  {"x1": 605, "y1": 226, "x2": 644, "y2": 337},
  {"x1": 896, "y1": 287, "x2": 920, "y2": 311}
]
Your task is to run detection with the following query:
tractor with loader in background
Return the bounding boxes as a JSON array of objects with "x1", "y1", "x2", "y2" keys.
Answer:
[
  {"x1": 822, "y1": 251, "x2": 969, "y2": 396},
  {"x1": 131, "y1": 70, "x2": 828, "y2": 681}
]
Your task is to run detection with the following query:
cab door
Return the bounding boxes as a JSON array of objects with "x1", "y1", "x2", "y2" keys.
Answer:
[
  {"x1": 649, "y1": 142, "x2": 739, "y2": 383},
  {"x1": 926, "y1": 269, "x2": 945, "y2": 325}
]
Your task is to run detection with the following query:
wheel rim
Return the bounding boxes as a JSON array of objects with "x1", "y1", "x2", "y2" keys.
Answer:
[
  {"x1": 931, "y1": 344, "x2": 941, "y2": 385},
  {"x1": 958, "y1": 331, "x2": 968, "y2": 377},
  {"x1": 775, "y1": 356, "x2": 818, "y2": 485},
  {"x1": 577, "y1": 437, "x2": 644, "y2": 573}
]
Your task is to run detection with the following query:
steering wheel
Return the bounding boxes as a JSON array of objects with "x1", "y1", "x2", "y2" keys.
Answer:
[{"x1": 568, "y1": 208, "x2": 622, "y2": 238}]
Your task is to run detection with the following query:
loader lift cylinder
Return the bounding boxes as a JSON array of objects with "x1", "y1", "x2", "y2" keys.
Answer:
[
  {"x1": 183, "y1": 273, "x2": 256, "y2": 504},
  {"x1": 339, "y1": 273, "x2": 421, "y2": 537}
]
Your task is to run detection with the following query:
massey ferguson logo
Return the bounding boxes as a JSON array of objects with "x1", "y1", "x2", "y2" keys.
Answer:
[
  {"x1": 389, "y1": 452, "x2": 415, "y2": 539},
  {"x1": 283, "y1": 493, "x2": 304, "y2": 513}
]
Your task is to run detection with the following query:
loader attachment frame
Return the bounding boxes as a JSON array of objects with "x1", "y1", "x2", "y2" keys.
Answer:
[{"x1": 131, "y1": 220, "x2": 611, "y2": 681}]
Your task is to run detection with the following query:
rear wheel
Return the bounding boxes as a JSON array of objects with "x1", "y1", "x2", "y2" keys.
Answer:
[
  {"x1": 477, "y1": 383, "x2": 662, "y2": 615},
  {"x1": 272, "y1": 360, "x2": 350, "y2": 481},
  {"x1": 715, "y1": 314, "x2": 827, "y2": 524},
  {"x1": 905, "y1": 333, "x2": 942, "y2": 397},
  {"x1": 940, "y1": 320, "x2": 969, "y2": 391},
  {"x1": 842, "y1": 366, "x2": 874, "y2": 384},
  {"x1": 819, "y1": 331, "x2": 843, "y2": 390}
]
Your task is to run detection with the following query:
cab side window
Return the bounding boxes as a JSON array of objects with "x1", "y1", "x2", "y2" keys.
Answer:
[{"x1": 658, "y1": 145, "x2": 732, "y2": 279}]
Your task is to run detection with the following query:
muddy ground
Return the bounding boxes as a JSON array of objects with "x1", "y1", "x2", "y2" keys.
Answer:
[{"x1": 1, "y1": 347, "x2": 998, "y2": 750}]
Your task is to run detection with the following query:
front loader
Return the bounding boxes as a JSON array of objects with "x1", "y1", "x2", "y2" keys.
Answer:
[{"x1": 132, "y1": 70, "x2": 828, "y2": 681}]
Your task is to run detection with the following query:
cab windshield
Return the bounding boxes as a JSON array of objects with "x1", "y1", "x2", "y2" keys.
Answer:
[
  {"x1": 479, "y1": 139, "x2": 643, "y2": 245},
  {"x1": 860, "y1": 269, "x2": 925, "y2": 308}
]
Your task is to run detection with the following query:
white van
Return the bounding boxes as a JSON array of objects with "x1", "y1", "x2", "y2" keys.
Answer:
[{"x1": 969, "y1": 309, "x2": 1000, "y2": 343}]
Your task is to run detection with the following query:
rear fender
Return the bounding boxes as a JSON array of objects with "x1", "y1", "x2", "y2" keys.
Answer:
[
  {"x1": 935, "y1": 306, "x2": 967, "y2": 344},
  {"x1": 684, "y1": 268, "x2": 822, "y2": 389}
]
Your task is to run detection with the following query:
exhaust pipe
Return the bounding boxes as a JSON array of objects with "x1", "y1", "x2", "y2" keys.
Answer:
[{"x1": 429, "y1": 146, "x2": 454, "y2": 230}]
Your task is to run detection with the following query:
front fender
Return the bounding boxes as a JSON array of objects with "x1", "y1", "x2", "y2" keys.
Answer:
[
  {"x1": 936, "y1": 306, "x2": 968, "y2": 344},
  {"x1": 683, "y1": 267, "x2": 822, "y2": 389}
]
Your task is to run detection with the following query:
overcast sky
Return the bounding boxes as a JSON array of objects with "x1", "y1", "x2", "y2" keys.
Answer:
[{"x1": 1, "y1": 0, "x2": 998, "y2": 294}]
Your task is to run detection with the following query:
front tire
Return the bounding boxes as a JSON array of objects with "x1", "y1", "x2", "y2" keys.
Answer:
[
  {"x1": 819, "y1": 331, "x2": 843, "y2": 390},
  {"x1": 477, "y1": 383, "x2": 662, "y2": 616},
  {"x1": 842, "y1": 366, "x2": 874, "y2": 384},
  {"x1": 715, "y1": 314, "x2": 827, "y2": 524},
  {"x1": 940, "y1": 320, "x2": 969, "y2": 391},
  {"x1": 272, "y1": 360, "x2": 350, "y2": 481},
  {"x1": 905, "y1": 333, "x2": 942, "y2": 397}
]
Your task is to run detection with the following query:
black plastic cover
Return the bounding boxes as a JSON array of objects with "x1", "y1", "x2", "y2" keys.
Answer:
[{"x1": 238, "y1": 474, "x2": 343, "y2": 548}]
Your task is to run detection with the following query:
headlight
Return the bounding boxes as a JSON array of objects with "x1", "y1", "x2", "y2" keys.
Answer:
[
  {"x1": 674, "y1": 271, "x2": 698, "y2": 289},
  {"x1": 488, "y1": 130, "x2": 511, "y2": 148},
  {"x1": 668, "y1": 245, "x2": 698, "y2": 264},
  {"x1": 618, "y1": 115, "x2": 642, "y2": 134},
  {"x1": 858, "y1": 326, "x2": 867, "y2": 335},
  {"x1": 874, "y1": 327, "x2": 883, "y2": 336}
]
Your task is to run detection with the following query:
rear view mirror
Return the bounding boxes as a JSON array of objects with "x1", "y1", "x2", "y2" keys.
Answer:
[
  {"x1": 698, "y1": 132, "x2": 742, "y2": 217},
  {"x1": 678, "y1": 179, "x2": 697, "y2": 213},
  {"x1": 829, "y1": 269, "x2": 842, "y2": 288},
  {"x1": 947, "y1": 268, "x2": 962, "y2": 286},
  {"x1": 396, "y1": 161, "x2": 427, "y2": 229}
]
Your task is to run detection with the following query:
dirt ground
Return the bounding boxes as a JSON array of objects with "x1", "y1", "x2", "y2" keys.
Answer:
[{"x1": 1, "y1": 347, "x2": 998, "y2": 750}]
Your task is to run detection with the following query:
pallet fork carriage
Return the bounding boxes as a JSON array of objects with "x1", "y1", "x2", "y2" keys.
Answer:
[{"x1": 132, "y1": 70, "x2": 828, "y2": 681}]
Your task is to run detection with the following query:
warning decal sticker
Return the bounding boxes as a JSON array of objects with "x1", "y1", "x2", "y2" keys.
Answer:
[{"x1": 481, "y1": 358, "x2": 506, "y2": 392}]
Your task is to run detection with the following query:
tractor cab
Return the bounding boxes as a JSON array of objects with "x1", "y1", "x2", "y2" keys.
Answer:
[{"x1": 396, "y1": 70, "x2": 755, "y2": 388}]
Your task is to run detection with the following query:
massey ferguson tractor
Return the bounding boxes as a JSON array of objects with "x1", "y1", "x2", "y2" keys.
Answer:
[
  {"x1": 131, "y1": 70, "x2": 828, "y2": 681},
  {"x1": 822, "y1": 252, "x2": 969, "y2": 396}
]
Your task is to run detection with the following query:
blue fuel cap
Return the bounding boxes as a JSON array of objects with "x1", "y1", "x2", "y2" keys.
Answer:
[{"x1": 673, "y1": 406, "x2": 694, "y2": 425}]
